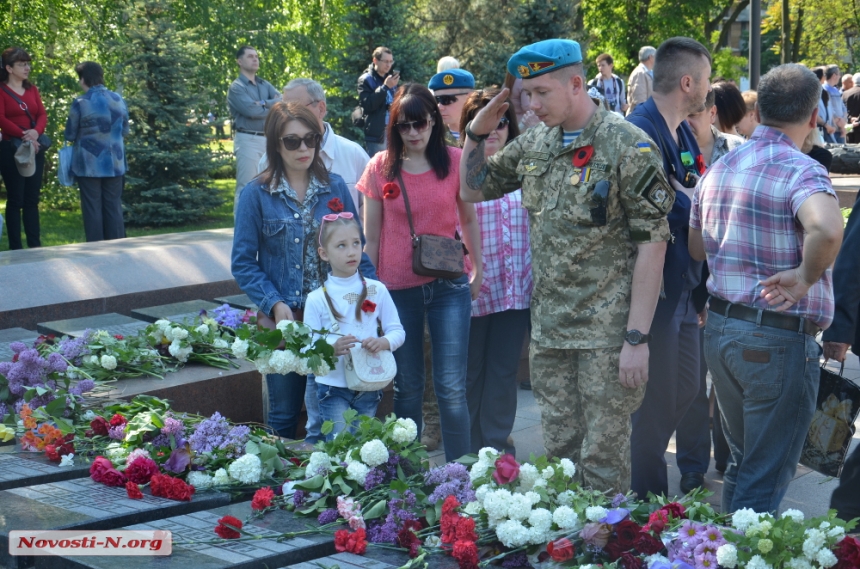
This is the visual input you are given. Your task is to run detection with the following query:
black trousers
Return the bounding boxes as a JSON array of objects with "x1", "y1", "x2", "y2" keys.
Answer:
[
  {"x1": 78, "y1": 176, "x2": 125, "y2": 242},
  {"x1": 466, "y1": 308, "x2": 530, "y2": 455},
  {"x1": 0, "y1": 140, "x2": 44, "y2": 249},
  {"x1": 675, "y1": 327, "x2": 712, "y2": 474},
  {"x1": 830, "y1": 443, "x2": 860, "y2": 521}
]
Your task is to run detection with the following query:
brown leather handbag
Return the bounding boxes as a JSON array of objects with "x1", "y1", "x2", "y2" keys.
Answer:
[{"x1": 396, "y1": 172, "x2": 466, "y2": 280}]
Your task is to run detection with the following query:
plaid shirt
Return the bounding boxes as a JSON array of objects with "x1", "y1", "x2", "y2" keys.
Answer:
[
  {"x1": 690, "y1": 126, "x2": 837, "y2": 328},
  {"x1": 472, "y1": 190, "x2": 533, "y2": 317}
]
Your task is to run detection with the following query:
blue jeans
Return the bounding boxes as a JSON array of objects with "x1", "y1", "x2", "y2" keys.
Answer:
[
  {"x1": 316, "y1": 384, "x2": 383, "y2": 440},
  {"x1": 266, "y1": 372, "x2": 307, "y2": 439},
  {"x1": 389, "y1": 276, "x2": 472, "y2": 462},
  {"x1": 304, "y1": 375, "x2": 322, "y2": 444},
  {"x1": 704, "y1": 310, "x2": 820, "y2": 513}
]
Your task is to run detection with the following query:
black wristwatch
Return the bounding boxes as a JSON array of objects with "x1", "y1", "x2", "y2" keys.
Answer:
[
  {"x1": 624, "y1": 329, "x2": 652, "y2": 346},
  {"x1": 465, "y1": 120, "x2": 490, "y2": 143}
]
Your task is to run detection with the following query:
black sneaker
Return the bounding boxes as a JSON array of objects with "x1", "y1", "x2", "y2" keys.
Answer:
[{"x1": 680, "y1": 472, "x2": 705, "y2": 495}]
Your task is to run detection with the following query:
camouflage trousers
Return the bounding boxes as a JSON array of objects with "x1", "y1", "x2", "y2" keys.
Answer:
[{"x1": 530, "y1": 344, "x2": 646, "y2": 494}]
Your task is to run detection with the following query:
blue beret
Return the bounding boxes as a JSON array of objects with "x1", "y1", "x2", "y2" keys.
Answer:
[
  {"x1": 507, "y1": 39, "x2": 583, "y2": 79},
  {"x1": 428, "y1": 69, "x2": 475, "y2": 91}
]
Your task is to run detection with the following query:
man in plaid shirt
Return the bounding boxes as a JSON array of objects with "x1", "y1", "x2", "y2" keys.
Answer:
[{"x1": 689, "y1": 64, "x2": 844, "y2": 513}]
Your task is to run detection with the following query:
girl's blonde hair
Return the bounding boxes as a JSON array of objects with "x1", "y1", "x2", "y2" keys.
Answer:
[{"x1": 318, "y1": 216, "x2": 367, "y2": 322}]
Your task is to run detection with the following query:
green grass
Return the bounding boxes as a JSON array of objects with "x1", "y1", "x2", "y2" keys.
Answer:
[{"x1": 0, "y1": 178, "x2": 236, "y2": 252}]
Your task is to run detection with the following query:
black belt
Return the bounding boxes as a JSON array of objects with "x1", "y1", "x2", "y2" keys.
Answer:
[
  {"x1": 236, "y1": 129, "x2": 265, "y2": 136},
  {"x1": 709, "y1": 297, "x2": 821, "y2": 337}
]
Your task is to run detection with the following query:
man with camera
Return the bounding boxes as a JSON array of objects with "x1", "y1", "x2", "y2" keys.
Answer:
[
  {"x1": 357, "y1": 47, "x2": 399, "y2": 156},
  {"x1": 626, "y1": 37, "x2": 711, "y2": 500}
]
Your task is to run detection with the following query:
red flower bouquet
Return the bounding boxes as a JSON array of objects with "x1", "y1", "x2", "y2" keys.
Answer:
[{"x1": 215, "y1": 515, "x2": 243, "y2": 539}]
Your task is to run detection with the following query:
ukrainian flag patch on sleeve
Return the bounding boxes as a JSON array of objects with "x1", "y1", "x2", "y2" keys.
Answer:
[{"x1": 637, "y1": 142, "x2": 651, "y2": 153}]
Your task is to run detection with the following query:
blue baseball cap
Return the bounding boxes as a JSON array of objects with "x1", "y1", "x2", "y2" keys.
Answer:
[
  {"x1": 428, "y1": 69, "x2": 475, "y2": 91},
  {"x1": 507, "y1": 39, "x2": 583, "y2": 79}
]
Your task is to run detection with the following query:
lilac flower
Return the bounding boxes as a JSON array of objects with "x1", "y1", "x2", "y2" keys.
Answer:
[
  {"x1": 108, "y1": 425, "x2": 126, "y2": 440},
  {"x1": 57, "y1": 334, "x2": 91, "y2": 364},
  {"x1": 424, "y1": 462, "x2": 475, "y2": 504},
  {"x1": 9, "y1": 341, "x2": 27, "y2": 353},
  {"x1": 27, "y1": 392, "x2": 57, "y2": 410},
  {"x1": 293, "y1": 489, "x2": 306, "y2": 508},
  {"x1": 0, "y1": 403, "x2": 7, "y2": 419},
  {"x1": 187, "y1": 412, "x2": 231, "y2": 453},
  {"x1": 611, "y1": 493, "x2": 628, "y2": 508},
  {"x1": 501, "y1": 552, "x2": 533, "y2": 568},
  {"x1": 69, "y1": 379, "x2": 95, "y2": 396},
  {"x1": 218, "y1": 425, "x2": 251, "y2": 458},
  {"x1": 213, "y1": 304, "x2": 242, "y2": 328},
  {"x1": 46, "y1": 352, "x2": 67, "y2": 373},
  {"x1": 317, "y1": 509, "x2": 339, "y2": 525},
  {"x1": 366, "y1": 519, "x2": 398, "y2": 544}
]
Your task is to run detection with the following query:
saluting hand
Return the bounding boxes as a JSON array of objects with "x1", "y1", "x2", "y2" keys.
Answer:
[{"x1": 470, "y1": 88, "x2": 511, "y2": 137}]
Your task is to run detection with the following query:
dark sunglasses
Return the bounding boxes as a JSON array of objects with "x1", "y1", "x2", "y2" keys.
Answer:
[
  {"x1": 281, "y1": 133, "x2": 321, "y2": 151},
  {"x1": 496, "y1": 117, "x2": 510, "y2": 130},
  {"x1": 435, "y1": 95, "x2": 463, "y2": 106},
  {"x1": 395, "y1": 119, "x2": 432, "y2": 134}
]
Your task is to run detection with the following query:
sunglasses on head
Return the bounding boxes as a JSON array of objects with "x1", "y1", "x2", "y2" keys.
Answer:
[
  {"x1": 395, "y1": 119, "x2": 433, "y2": 134},
  {"x1": 281, "y1": 133, "x2": 321, "y2": 151},
  {"x1": 319, "y1": 212, "x2": 355, "y2": 245},
  {"x1": 435, "y1": 95, "x2": 464, "y2": 106}
]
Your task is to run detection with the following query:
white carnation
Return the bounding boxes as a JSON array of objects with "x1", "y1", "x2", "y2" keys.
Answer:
[
  {"x1": 507, "y1": 494, "x2": 533, "y2": 521},
  {"x1": 360, "y1": 439, "x2": 389, "y2": 467},
  {"x1": 541, "y1": 466, "x2": 555, "y2": 480},
  {"x1": 227, "y1": 453, "x2": 262, "y2": 484},
  {"x1": 517, "y1": 463, "x2": 539, "y2": 491},
  {"x1": 346, "y1": 461, "x2": 370, "y2": 486},
  {"x1": 100, "y1": 355, "x2": 117, "y2": 370},
  {"x1": 212, "y1": 468, "x2": 230, "y2": 486},
  {"x1": 716, "y1": 544, "x2": 738, "y2": 569},
  {"x1": 586, "y1": 505, "x2": 607, "y2": 522},
  {"x1": 477, "y1": 447, "x2": 500, "y2": 466},
  {"x1": 781, "y1": 509, "x2": 805, "y2": 523},
  {"x1": 195, "y1": 324, "x2": 210, "y2": 335},
  {"x1": 731, "y1": 507, "x2": 760, "y2": 531},
  {"x1": 528, "y1": 508, "x2": 552, "y2": 532},
  {"x1": 391, "y1": 418, "x2": 418, "y2": 444},
  {"x1": 552, "y1": 505, "x2": 578, "y2": 529},
  {"x1": 558, "y1": 458, "x2": 576, "y2": 478},
  {"x1": 187, "y1": 471, "x2": 214, "y2": 489},
  {"x1": 213, "y1": 339, "x2": 228, "y2": 349},
  {"x1": 231, "y1": 338, "x2": 249, "y2": 359},
  {"x1": 746, "y1": 554, "x2": 772, "y2": 569},
  {"x1": 557, "y1": 489, "x2": 576, "y2": 506},
  {"x1": 817, "y1": 548, "x2": 838, "y2": 568},
  {"x1": 496, "y1": 519, "x2": 529, "y2": 548},
  {"x1": 59, "y1": 453, "x2": 75, "y2": 467},
  {"x1": 306, "y1": 452, "x2": 334, "y2": 477},
  {"x1": 469, "y1": 461, "x2": 489, "y2": 481}
]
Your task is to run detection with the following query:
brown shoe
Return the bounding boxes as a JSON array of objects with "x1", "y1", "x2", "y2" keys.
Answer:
[{"x1": 421, "y1": 428, "x2": 441, "y2": 451}]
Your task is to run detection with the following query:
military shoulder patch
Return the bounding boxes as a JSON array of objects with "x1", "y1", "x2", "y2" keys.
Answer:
[
  {"x1": 644, "y1": 179, "x2": 672, "y2": 213},
  {"x1": 636, "y1": 142, "x2": 651, "y2": 153}
]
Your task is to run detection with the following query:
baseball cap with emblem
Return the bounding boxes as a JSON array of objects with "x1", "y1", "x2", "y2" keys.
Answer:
[
  {"x1": 507, "y1": 39, "x2": 583, "y2": 79},
  {"x1": 428, "y1": 68, "x2": 475, "y2": 91}
]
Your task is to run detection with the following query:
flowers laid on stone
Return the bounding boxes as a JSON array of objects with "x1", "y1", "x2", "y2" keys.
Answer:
[
  {"x1": 144, "y1": 318, "x2": 238, "y2": 369},
  {"x1": 230, "y1": 318, "x2": 336, "y2": 377}
]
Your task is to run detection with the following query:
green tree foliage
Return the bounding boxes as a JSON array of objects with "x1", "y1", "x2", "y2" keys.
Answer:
[
  {"x1": 763, "y1": 0, "x2": 859, "y2": 70},
  {"x1": 115, "y1": 0, "x2": 222, "y2": 226}
]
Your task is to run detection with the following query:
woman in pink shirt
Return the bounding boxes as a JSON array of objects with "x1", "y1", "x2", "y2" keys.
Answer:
[
  {"x1": 358, "y1": 84, "x2": 482, "y2": 462},
  {"x1": 0, "y1": 47, "x2": 47, "y2": 249}
]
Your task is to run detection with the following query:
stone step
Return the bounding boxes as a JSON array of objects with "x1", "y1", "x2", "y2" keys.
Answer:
[
  {"x1": 283, "y1": 549, "x2": 459, "y2": 569},
  {"x1": 130, "y1": 301, "x2": 222, "y2": 325},
  {"x1": 0, "y1": 446, "x2": 92, "y2": 492},
  {"x1": 214, "y1": 294, "x2": 258, "y2": 312},
  {"x1": 34, "y1": 503, "x2": 334, "y2": 569},
  {"x1": 37, "y1": 314, "x2": 150, "y2": 340},
  {"x1": 0, "y1": 328, "x2": 39, "y2": 362},
  {"x1": 0, "y1": 479, "x2": 229, "y2": 569}
]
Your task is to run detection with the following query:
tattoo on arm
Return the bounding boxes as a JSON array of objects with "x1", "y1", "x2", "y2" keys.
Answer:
[{"x1": 466, "y1": 142, "x2": 488, "y2": 192}]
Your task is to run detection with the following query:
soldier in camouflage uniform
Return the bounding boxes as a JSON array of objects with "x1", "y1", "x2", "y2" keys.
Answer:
[
  {"x1": 459, "y1": 39, "x2": 674, "y2": 493},
  {"x1": 429, "y1": 69, "x2": 476, "y2": 146}
]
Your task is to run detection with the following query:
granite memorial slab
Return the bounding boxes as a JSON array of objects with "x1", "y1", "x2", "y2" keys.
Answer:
[
  {"x1": 0, "y1": 328, "x2": 40, "y2": 362},
  {"x1": 0, "y1": 451, "x2": 92, "y2": 492},
  {"x1": 283, "y1": 549, "x2": 459, "y2": 569},
  {"x1": 0, "y1": 478, "x2": 229, "y2": 569},
  {"x1": 33, "y1": 503, "x2": 335, "y2": 569},
  {"x1": 213, "y1": 295, "x2": 258, "y2": 312},
  {"x1": 131, "y1": 301, "x2": 222, "y2": 325},
  {"x1": 37, "y1": 315, "x2": 150, "y2": 340}
]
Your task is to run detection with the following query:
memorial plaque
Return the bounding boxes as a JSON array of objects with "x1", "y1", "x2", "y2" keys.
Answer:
[
  {"x1": 0, "y1": 327, "x2": 40, "y2": 362},
  {"x1": 0, "y1": 452, "x2": 92, "y2": 492},
  {"x1": 213, "y1": 294, "x2": 257, "y2": 311},
  {"x1": 37, "y1": 315, "x2": 150, "y2": 340},
  {"x1": 131, "y1": 301, "x2": 222, "y2": 325},
  {"x1": 0, "y1": 478, "x2": 229, "y2": 569},
  {"x1": 282, "y1": 547, "x2": 460, "y2": 569},
  {"x1": 34, "y1": 503, "x2": 334, "y2": 569}
]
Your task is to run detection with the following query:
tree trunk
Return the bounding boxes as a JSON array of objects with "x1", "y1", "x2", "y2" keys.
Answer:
[
  {"x1": 791, "y1": 6, "x2": 804, "y2": 62},
  {"x1": 781, "y1": 0, "x2": 791, "y2": 63},
  {"x1": 716, "y1": 0, "x2": 751, "y2": 50}
]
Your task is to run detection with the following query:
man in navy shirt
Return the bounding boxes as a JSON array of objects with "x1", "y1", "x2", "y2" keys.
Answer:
[{"x1": 627, "y1": 37, "x2": 711, "y2": 499}]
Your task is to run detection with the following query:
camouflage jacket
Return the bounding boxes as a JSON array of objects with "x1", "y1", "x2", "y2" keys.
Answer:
[{"x1": 480, "y1": 107, "x2": 673, "y2": 349}]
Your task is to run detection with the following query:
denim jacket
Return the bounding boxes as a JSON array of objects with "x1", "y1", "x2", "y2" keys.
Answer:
[{"x1": 232, "y1": 172, "x2": 377, "y2": 317}]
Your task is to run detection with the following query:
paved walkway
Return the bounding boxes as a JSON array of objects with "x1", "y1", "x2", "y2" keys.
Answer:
[{"x1": 429, "y1": 350, "x2": 860, "y2": 517}]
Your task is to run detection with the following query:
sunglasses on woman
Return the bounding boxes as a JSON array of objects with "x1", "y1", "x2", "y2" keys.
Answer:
[
  {"x1": 435, "y1": 94, "x2": 467, "y2": 106},
  {"x1": 281, "y1": 133, "x2": 321, "y2": 151},
  {"x1": 395, "y1": 119, "x2": 433, "y2": 134}
]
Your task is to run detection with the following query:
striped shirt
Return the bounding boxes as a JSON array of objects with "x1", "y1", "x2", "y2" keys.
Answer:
[
  {"x1": 562, "y1": 129, "x2": 583, "y2": 147},
  {"x1": 689, "y1": 126, "x2": 838, "y2": 328},
  {"x1": 472, "y1": 190, "x2": 533, "y2": 317}
]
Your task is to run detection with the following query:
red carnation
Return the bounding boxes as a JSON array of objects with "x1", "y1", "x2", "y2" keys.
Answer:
[
  {"x1": 397, "y1": 521, "x2": 423, "y2": 558},
  {"x1": 90, "y1": 416, "x2": 110, "y2": 436},
  {"x1": 215, "y1": 515, "x2": 243, "y2": 539},
  {"x1": 442, "y1": 495, "x2": 460, "y2": 514},
  {"x1": 125, "y1": 457, "x2": 160, "y2": 485},
  {"x1": 614, "y1": 519, "x2": 643, "y2": 549},
  {"x1": 619, "y1": 552, "x2": 644, "y2": 569},
  {"x1": 126, "y1": 481, "x2": 143, "y2": 500},
  {"x1": 90, "y1": 456, "x2": 127, "y2": 487},
  {"x1": 114, "y1": 334, "x2": 124, "y2": 340},
  {"x1": 45, "y1": 445, "x2": 60, "y2": 462},
  {"x1": 328, "y1": 198, "x2": 344, "y2": 213},
  {"x1": 452, "y1": 540, "x2": 479, "y2": 569},
  {"x1": 455, "y1": 516, "x2": 477, "y2": 542},
  {"x1": 150, "y1": 473, "x2": 195, "y2": 502},
  {"x1": 547, "y1": 537, "x2": 575, "y2": 562},
  {"x1": 382, "y1": 182, "x2": 400, "y2": 200},
  {"x1": 660, "y1": 501, "x2": 687, "y2": 520},
  {"x1": 635, "y1": 532, "x2": 664, "y2": 555},
  {"x1": 251, "y1": 486, "x2": 275, "y2": 511},
  {"x1": 835, "y1": 535, "x2": 860, "y2": 569},
  {"x1": 361, "y1": 300, "x2": 377, "y2": 314},
  {"x1": 604, "y1": 540, "x2": 625, "y2": 561},
  {"x1": 643, "y1": 509, "x2": 668, "y2": 535},
  {"x1": 334, "y1": 529, "x2": 367, "y2": 554},
  {"x1": 59, "y1": 441, "x2": 75, "y2": 457},
  {"x1": 109, "y1": 413, "x2": 128, "y2": 427},
  {"x1": 492, "y1": 453, "x2": 520, "y2": 485},
  {"x1": 441, "y1": 512, "x2": 458, "y2": 544}
]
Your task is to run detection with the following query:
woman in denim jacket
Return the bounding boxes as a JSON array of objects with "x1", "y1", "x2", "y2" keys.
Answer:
[{"x1": 232, "y1": 101, "x2": 376, "y2": 442}]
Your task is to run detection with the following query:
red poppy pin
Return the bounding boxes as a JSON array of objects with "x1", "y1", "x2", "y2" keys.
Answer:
[
  {"x1": 361, "y1": 300, "x2": 377, "y2": 313},
  {"x1": 695, "y1": 154, "x2": 707, "y2": 176},
  {"x1": 572, "y1": 145, "x2": 594, "y2": 168},
  {"x1": 382, "y1": 183, "x2": 400, "y2": 200},
  {"x1": 328, "y1": 198, "x2": 344, "y2": 213}
]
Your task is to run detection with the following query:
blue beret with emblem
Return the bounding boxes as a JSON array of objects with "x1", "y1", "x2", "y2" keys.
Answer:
[
  {"x1": 428, "y1": 68, "x2": 476, "y2": 91},
  {"x1": 507, "y1": 39, "x2": 583, "y2": 79}
]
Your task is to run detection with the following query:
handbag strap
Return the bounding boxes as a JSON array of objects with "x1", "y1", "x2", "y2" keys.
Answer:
[
  {"x1": 0, "y1": 84, "x2": 36, "y2": 128},
  {"x1": 396, "y1": 172, "x2": 418, "y2": 241}
]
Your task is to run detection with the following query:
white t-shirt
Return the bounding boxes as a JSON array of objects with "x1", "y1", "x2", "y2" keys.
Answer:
[{"x1": 303, "y1": 272, "x2": 405, "y2": 388}]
